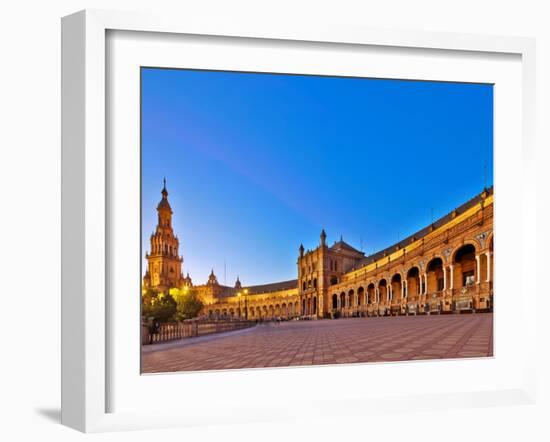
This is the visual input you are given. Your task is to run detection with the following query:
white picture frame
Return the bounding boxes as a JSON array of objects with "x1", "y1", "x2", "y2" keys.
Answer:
[{"x1": 61, "y1": 9, "x2": 538, "y2": 433}]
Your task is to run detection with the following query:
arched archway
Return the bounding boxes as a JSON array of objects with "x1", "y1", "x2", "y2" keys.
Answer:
[
  {"x1": 453, "y1": 244, "x2": 477, "y2": 289},
  {"x1": 357, "y1": 286, "x2": 365, "y2": 307},
  {"x1": 489, "y1": 235, "x2": 494, "y2": 283},
  {"x1": 340, "y1": 292, "x2": 346, "y2": 309},
  {"x1": 348, "y1": 289, "x2": 355, "y2": 309},
  {"x1": 332, "y1": 293, "x2": 338, "y2": 309},
  {"x1": 391, "y1": 274, "x2": 402, "y2": 302},
  {"x1": 478, "y1": 235, "x2": 494, "y2": 283},
  {"x1": 488, "y1": 235, "x2": 494, "y2": 309},
  {"x1": 367, "y1": 283, "x2": 375, "y2": 304},
  {"x1": 426, "y1": 257, "x2": 444, "y2": 294},
  {"x1": 406, "y1": 267, "x2": 420, "y2": 300},
  {"x1": 378, "y1": 279, "x2": 388, "y2": 304}
]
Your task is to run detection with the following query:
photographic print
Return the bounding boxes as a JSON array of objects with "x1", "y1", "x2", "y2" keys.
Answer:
[{"x1": 140, "y1": 68, "x2": 494, "y2": 374}]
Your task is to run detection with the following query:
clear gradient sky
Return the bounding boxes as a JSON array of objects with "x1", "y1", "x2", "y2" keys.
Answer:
[{"x1": 141, "y1": 68, "x2": 493, "y2": 286}]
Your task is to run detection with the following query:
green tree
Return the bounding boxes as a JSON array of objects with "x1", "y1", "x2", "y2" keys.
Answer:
[
  {"x1": 170, "y1": 287, "x2": 204, "y2": 321},
  {"x1": 141, "y1": 289, "x2": 177, "y2": 323},
  {"x1": 141, "y1": 288, "x2": 157, "y2": 308}
]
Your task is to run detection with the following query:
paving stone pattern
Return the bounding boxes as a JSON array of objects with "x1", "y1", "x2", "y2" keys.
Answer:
[{"x1": 142, "y1": 313, "x2": 493, "y2": 373}]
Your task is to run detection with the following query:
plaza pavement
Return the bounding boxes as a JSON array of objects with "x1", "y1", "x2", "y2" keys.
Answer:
[{"x1": 141, "y1": 313, "x2": 493, "y2": 373}]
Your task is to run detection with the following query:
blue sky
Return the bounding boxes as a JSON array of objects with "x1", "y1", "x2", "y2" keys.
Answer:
[{"x1": 141, "y1": 68, "x2": 493, "y2": 286}]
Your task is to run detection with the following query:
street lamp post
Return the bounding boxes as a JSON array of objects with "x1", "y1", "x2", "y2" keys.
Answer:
[
  {"x1": 244, "y1": 289, "x2": 249, "y2": 321},
  {"x1": 237, "y1": 292, "x2": 242, "y2": 320}
]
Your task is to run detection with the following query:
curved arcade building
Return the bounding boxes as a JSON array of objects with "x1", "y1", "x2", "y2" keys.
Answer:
[{"x1": 143, "y1": 182, "x2": 494, "y2": 320}]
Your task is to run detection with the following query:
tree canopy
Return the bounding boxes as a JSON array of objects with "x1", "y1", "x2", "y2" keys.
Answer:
[
  {"x1": 170, "y1": 287, "x2": 204, "y2": 321},
  {"x1": 141, "y1": 289, "x2": 177, "y2": 323},
  {"x1": 141, "y1": 287, "x2": 204, "y2": 323}
]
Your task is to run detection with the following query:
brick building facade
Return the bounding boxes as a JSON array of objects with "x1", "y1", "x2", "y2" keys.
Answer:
[{"x1": 143, "y1": 183, "x2": 493, "y2": 319}]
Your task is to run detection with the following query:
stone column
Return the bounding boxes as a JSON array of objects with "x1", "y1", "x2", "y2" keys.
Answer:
[
  {"x1": 376, "y1": 287, "x2": 380, "y2": 303},
  {"x1": 401, "y1": 281, "x2": 405, "y2": 299},
  {"x1": 449, "y1": 265, "x2": 454, "y2": 290},
  {"x1": 486, "y1": 251, "x2": 492, "y2": 282},
  {"x1": 418, "y1": 275, "x2": 422, "y2": 296},
  {"x1": 443, "y1": 267, "x2": 447, "y2": 291},
  {"x1": 423, "y1": 273, "x2": 428, "y2": 295},
  {"x1": 475, "y1": 254, "x2": 481, "y2": 284},
  {"x1": 425, "y1": 273, "x2": 429, "y2": 295}
]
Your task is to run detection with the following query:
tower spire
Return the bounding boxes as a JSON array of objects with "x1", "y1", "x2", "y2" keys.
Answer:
[
  {"x1": 162, "y1": 177, "x2": 168, "y2": 197},
  {"x1": 144, "y1": 176, "x2": 182, "y2": 292}
]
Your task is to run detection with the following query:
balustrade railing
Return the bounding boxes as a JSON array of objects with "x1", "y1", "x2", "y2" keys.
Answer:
[{"x1": 144, "y1": 320, "x2": 254, "y2": 345}]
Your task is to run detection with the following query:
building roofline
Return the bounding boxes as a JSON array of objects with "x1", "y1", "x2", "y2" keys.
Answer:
[
  {"x1": 208, "y1": 278, "x2": 299, "y2": 298},
  {"x1": 360, "y1": 186, "x2": 493, "y2": 266}
]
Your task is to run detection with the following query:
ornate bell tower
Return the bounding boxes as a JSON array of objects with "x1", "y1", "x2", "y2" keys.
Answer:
[{"x1": 143, "y1": 179, "x2": 183, "y2": 293}]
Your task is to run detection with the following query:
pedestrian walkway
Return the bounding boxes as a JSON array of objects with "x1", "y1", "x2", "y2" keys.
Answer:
[{"x1": 142, "y1": 313, "x2": 493, "y2": 373}]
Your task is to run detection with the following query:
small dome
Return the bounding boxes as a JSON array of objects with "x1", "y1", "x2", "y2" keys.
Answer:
[
  {"x1": 157, "y1": 197, "x2": 172, "y2": 212},
  {"x1": 207, "y1": 269, "x2": 219, "y2": 285},
  {"x1": 183, "y1": 272, "x2": 193, "y2": 287},
  {"x1": 157, "y1": 178, "x2": 173, "y2": 213},
  {"x1": 234, "y1": 276, "x2": 242, "y2": 289}
]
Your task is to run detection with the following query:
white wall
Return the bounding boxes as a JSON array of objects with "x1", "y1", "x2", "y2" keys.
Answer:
[{"x1": 0, "y1": 1, "x2": 548, "y2": 440}]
